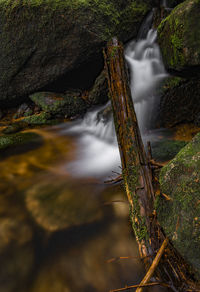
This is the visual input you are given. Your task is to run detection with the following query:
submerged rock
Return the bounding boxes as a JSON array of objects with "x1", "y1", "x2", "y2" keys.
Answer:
[
  {"x1": 156, "y1": 133, "x2": 200, "y2": 277},
  {"x1": 158, "y1": 77, "x2": 200, "y2": 127},
  {"x1": 0, "y1": 0, "x2": 151, "y2": 106},
  {"x1": 25, "y1": 176, "x2": 103, "y2": 232},
  {"x1": 158, "y1": 0, "x2": 200, "y2": 74}
]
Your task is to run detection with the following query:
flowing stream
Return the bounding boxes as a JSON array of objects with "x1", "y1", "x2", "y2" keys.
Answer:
[
  {"x1": 0, "y1": 5, "x2": 170, "y2": 292},
  {"x1": 59, "y1": 10, "x2": 168, "y2": 179}
]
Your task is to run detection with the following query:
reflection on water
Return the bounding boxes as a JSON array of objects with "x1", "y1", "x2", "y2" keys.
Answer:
[{"x1": 0, "y1": 125, "x2": 147, "y2": 292}]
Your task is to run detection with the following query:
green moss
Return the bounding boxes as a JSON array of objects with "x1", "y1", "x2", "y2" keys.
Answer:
[
  {"x1": 158, "y1": 0, "x2": 200, "y2": 71},
  {"x1": 21, "y1": 112, "x2": 52, "y2": 125},
  {"x1": 157, "y1": 133, "x2": 200, "y2": 277},
  {"x1": 0, "y1": 132, "x2": 42, "y2": 150}
]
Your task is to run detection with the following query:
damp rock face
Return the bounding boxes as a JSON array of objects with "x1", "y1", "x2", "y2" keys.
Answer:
[
  {"x1": 156, "y1": 133, "x2": 200, "y2": 277},
  {"x1": 157, "y1": 0, "x2": 200, "y2": 74},
  {"x1": 0, "y1": 0, "x2": 151, "y2": 106},
  {"x1": 158, "y1": 77, "x2": 200, "y2": 127}
]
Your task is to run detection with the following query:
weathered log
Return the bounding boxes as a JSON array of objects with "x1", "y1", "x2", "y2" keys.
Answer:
[
  {"x1": 104, "y1": 37, "x2": 159, "y2": 265},
  {"x1": 104, "y1": 38, "x2": 200, "y2": 292}
]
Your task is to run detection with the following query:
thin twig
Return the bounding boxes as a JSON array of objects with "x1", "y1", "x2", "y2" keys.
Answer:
[
  {"x1": 110, "y1": 281, "x2": 170, "y2": 292},
  {"x1": 104, "y1": 174, "x2": 123, "y2": 184},
  {"x1": 150, "y1": 159, "x2": 164, "y2": 168},
  {"x1": 162, "y1": 192, "x2": 172, "y2": 201},
  {"x1": 103, "y1": 200, "x2": 128, "y2": 206},
  {"x1": 106, "y1": 256, "x2": 140, "y2": 263},
  {"x1": 136, "y1": 238, "x2": 169, "y2": 292}
]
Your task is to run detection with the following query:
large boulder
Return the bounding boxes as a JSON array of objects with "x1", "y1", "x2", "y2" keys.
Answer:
[
  {"x1": 158, "y1": 76, "x2": 200, "y2": 127},
  {"x1": 156, "y1": 133, "x2": 200, "y2": 277},
  {"x1": 0, "y1": 0, "x2": 151, "y2": 106},
  {"x1": 157, "y1": 0, "x2": 200, "y2": 74}
]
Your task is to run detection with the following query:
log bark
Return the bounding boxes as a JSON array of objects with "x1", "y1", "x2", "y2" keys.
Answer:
[
  {"x1": 104, "y1": 37, "x2": 159, "y2": 265},
  {"x1": 104, "y1": 38, "x2": 200, "y2": 292}
]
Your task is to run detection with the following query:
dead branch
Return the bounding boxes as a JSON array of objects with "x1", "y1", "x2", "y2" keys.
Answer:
[
  {"x1": 136, "y1": 238, "x2": 168, "y2": 292},
  {"x1": 109, "y1": 281, "x2": 170, "y2": 292}
]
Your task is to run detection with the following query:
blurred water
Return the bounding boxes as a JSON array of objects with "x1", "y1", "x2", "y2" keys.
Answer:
[
  {"x1": 61, "y1": 20, "x2": 167, "y2": 178},
  {"x1": 125, "y1": 29, "x2": 167, "y2": 134}
]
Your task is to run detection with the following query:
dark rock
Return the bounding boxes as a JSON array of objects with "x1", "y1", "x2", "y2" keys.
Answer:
[
  {"x1": 97, "y1": 103, "x2": 113, "y2": 124},
  {"x1": 158, "y1": 0, "x2": 200, "y2": 74},
  {"x1": 0, "y1": 109, "x2": 3, "y2": 120},
  {"x1": 13, "y1": 103, "x2": 33, "y2": 119},
  {"x1": 167, "y1": 0, "x2": 185, "y2": 8},
  {"x1": 158, "y1": 77, "x2": 200, "y2": 127},
  {"x1": 29, "y1": 91, "x2": 87, "y2": 118},
  {"x1": 88, "y1": 70, "x2": 108, "y2": 105},
  {"x1": 151, "y1": 139, "x2": 187, "y2": 162},
  {"x1": 156, "y1": 133, "x2": 200, "y2": 278},
  {"x1": 0, "y1": 0, "x2": 151, "y2": 106}
]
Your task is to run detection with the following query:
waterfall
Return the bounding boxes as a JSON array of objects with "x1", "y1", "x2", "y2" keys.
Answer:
[
  {"x1": 61, "y1": 9, "x2": 168, "y2": 178},
  {"x1": 125, "y1": 16, "x2": 167, "y2": 134}
]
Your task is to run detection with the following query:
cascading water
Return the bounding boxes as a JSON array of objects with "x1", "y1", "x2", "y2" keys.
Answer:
[
  {"x1": 125, "y1": 18, "x2": 167, "y2": 134},
  {"x1": 59, "y1": 104, "x2": 121, "y2": 177},
  {"x1": 62, "y1": 10, "x2": 168, "y2": 178}
]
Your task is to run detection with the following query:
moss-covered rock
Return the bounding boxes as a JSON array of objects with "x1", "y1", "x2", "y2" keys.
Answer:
[
  {"x1": 21, "y1": 112, "x2": 54, "y2": 125},
  {"x1": 29, "y1": 91, "x2": 87, "y2": 118},
  {"x1": 158, "y1": 0, "x2": 200, "y2": 73},
  {"x1": 0, "y1": 132, "x2": 42, "y2": 151},
  {"x1": 0, "y1": 0, "x2": 151, "y2": 106},
  {"x1": 157, "y1": 133, "x2": 200, "y2": 277},
  {"x1": 158, "y1": 76, "x2": 200, "y2": 127}
]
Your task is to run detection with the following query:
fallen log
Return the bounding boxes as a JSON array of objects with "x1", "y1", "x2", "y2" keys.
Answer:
[{"x1": 104, "y1": 38, "x2": 200, "y2": 292}]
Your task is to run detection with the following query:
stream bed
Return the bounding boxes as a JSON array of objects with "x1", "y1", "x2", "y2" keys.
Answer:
[{"x1": 0, "y1": 123, "x2": 160, "y2": 292}]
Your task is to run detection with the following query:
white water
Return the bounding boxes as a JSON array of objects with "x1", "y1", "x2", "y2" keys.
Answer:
[
  {"x1": 125, "y1": 29, "x2": 167, "y2": 134},
  {"x1": 59, "y1": 104, "x2": 121, "y2": 178},
  {"x1": 61, "y1": 13, "x2": 167, "y2": 178}
]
